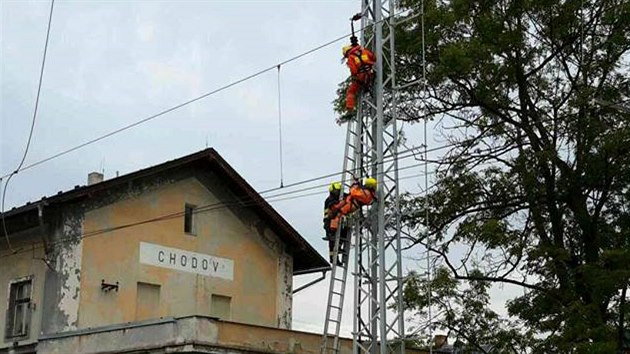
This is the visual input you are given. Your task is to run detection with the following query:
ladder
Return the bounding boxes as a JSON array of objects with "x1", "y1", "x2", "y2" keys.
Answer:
[
  {"x1": 320, "y1": 225, "x2": 352, "y2": 354},
  {"x1": 320, "y1": 116, "x2": 365, "y2": 354}
]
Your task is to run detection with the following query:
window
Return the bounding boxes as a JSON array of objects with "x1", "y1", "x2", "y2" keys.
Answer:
[
  {"x1": 184, "y1": 203, "x2": 197, "y2": 235},
  {"x1": 136, "y1": 282, "x2": 160, "y2": 321},
  {"x1": 5, "y1": 278, "x2": 32, "y2": 339},
  {"x1": 210, "y1": 294, "x2": 231, "y2": 320}
]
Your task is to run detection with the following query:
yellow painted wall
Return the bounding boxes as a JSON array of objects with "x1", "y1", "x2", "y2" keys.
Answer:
[
  {"x1": 0, "y1": 234, "x2": 47, "y2": 349},
  {"x1": 78, "y1": 177, "x2": 288, "y2": 329}
]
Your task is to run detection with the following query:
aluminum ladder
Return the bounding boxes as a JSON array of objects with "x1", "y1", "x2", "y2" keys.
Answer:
[{"x1": 321, "y1": 114, "x2": 365, "y2": 354}]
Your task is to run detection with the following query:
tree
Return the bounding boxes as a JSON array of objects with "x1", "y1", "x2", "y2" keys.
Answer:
[{"x1": 390, "y1": 0, "x2": 630, "y2": 352}]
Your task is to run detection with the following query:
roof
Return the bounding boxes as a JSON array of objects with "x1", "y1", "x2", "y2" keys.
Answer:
[{"x1": 1, "y1": 148, "x2": 329, "y2": 274}]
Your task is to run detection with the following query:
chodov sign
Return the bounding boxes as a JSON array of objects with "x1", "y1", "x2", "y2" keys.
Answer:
[{"x1": 139, "y1": 242, "x2": 234, "y2": 280}]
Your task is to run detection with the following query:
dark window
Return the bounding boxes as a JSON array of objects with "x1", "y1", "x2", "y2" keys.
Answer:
[
  {"x1": 5, "y1": 279, "x2": 32, "y2": 339},
  {"x1": 184, "y1": 204, "x2": 196, "y2": 235}
]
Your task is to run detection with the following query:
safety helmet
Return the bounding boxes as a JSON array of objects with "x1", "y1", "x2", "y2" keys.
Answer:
[
  {"x1": 329, "y1": 182, "x2": 342, "y2": 192},
  {"x1": 364, "y1": 177, "x2": 377, "y2": 190},
  {"x1": 342, "y1": 45, "x2": 353, "y2": 57}
]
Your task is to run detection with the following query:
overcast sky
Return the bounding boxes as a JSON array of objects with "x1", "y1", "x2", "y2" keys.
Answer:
[{"x1": 1, "y1": 0, "x2": 520, "y2": 338}]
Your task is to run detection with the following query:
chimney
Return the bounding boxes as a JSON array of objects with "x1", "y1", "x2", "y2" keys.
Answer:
[
  {"x1": 88, "y1": 172, "x2": 104, "y2": 185},
  {"x1": 433, "y1": 334, "x2": 448, "y2": 348}
]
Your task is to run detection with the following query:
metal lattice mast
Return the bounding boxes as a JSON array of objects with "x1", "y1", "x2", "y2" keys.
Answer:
[{"x1": 350, "y1": 0, "x2": 405, "y2": 353}]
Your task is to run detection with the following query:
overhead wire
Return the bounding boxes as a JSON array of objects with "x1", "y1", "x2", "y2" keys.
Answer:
[
  {"x1": 257, "y1": 141, "x2": 454, "y2": 196},
  {"x1": 0, "y1": 141, "x2": 455, "y2": 255},
  {"x1": 263, "y1": 159, "x2": 437, "y2": 200},
  {"x1": 277, "y1": 65, "x2": 285, "y2": 188},
  {"x1": 0, "y1": 8, "x2": 423, "y2": 181},
  {"x1": 0, "y1": 4, "x2": 441, "y2": 261},
  {"x1": 0, "y1": 164, "x2": 437, "y2": 260},
  {"x1": 2, "y1": 0, "x2": 56, "y2": 253}
]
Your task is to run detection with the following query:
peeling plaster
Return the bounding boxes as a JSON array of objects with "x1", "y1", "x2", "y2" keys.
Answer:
[
  {"x1": 42, "y1": 174, "x2": 181, "y2": 334},
  {"x1": 251, "y1": 219, "x2": 293, "y2": 329},
  {"x1": 36, "y1": 169, "x2": 301, "y2": 335},
  {"x1": 55, "y1": 212, "x2": 84, "y2": 331},
  {"x1": 277, "y1": 250, "x2": 293, "y2": 329}
]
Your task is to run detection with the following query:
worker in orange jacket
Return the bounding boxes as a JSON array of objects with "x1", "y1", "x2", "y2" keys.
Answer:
[
  {"x1": 343, "y1": 37, "x2": 376, "y2": 112},
  {"x1": 323, "y1": 182, "x2": 348, "y2": 265},
  {"x1": 329, "y1": 177, "x2": 377, "y2": 233}
]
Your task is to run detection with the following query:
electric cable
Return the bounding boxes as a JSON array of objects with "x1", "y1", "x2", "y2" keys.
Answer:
[
  {"x1": 263, "y1": 159, "x2": 436, "y2": 200},
  {"x1": 0, "y1": 135, "x2": 441, "y2": 256},
  {"x1": 2, "y1": 0, "x2": 55, "y2": 253},
  {"x1": 0, "y1": 141, "x2": 453, "y2": 251},
  {"x1": 277, "y1": 65, "x2": 285, "y2": 188},
  {"x1": 0, "y1": 9, "x2": 423, "y2": 181},
  {"x1": 257, "y1": 141, "x2": 454, "y2": 196},
  {"x1": 0, "y1": 6, "x2": 435, "y2": 253},
  {"x1": 0, "y1": 5, "x2": 435, "y2": 258},
  {"x1": 0, "y1": 166, "x2": 436, "y2": 260}
]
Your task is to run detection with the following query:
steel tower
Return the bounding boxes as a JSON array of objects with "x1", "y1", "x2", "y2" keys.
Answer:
[{"x1": 321, "y1": 0, "x2": 405, "y2": 353}]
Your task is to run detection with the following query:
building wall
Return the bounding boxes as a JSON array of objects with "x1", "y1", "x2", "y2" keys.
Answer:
[
  {"x1": 77, "y1": 176, "x2": 292, "y2": 330},
  {"x1": 0, "y1": 230, "x2": 47, "y2": 349},
  {"x1": 35, "y1": 316, "x2": 429, "y2": 354},
  {"x1": 40, "y1": 208, "x2": 84, "y2": 335}
]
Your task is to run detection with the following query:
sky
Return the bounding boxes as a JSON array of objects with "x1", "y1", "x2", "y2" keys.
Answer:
[{"x1": 1, "y1": 0, "x2": 518, "y2": 339}]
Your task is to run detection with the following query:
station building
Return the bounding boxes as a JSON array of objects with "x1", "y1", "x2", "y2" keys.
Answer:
[{"x1": 0, "y1": 148, "x2": 343, "y2": 354}]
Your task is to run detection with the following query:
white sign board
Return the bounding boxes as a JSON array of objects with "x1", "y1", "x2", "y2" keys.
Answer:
[{"x1": 139, "y1": 242, "x2": 234, "y2": 281}]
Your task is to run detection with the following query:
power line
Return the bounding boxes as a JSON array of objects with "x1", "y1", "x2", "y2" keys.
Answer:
[
  {"x1": 0, "y1": 5, "x2": 437, "y2": 257},
  {"x1": 263, "y1": 159, "x2": 436, "y2": 200},
  {"x1": 0, "y1": 141, "x2": 450, "y2": 222},
  {"x1": 0, "y1": 34, "x2": 342, "y2": 179},
  {"x1": 1, "y1": 9, "x2": 423, "y2": 181},
  {"x1": 0, "y1": 141, "x2": 453, "y2": 236},
  {"x1": 0, "y1": 164, "x2": 437, "y2": 260},
  {"x1": 257, "y1": 142, "x2": 453, "y2": 196},
  {"x1": 2, "y1": 0, "x2": 56, "y2": 253},
  {"x1": 277, "y1": 65, "x2": 285, "y2": 188}
]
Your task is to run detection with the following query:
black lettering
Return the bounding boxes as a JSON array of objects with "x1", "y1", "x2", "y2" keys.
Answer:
[
  {"x1": 169, "y1": 253, "x2": 176, "y2": 265},
  {"x1": 202, "y1": 259, "x2": 208, "y2": 270},
  {"x1": 191, "y1": 257, "x2": 198, "y2": 269},
  {"x1": 181, "y1": 255, "x2": 187, "y2": 267},
  {"x1": 212, "y1": 260, "x2": 219, "y2": 272},
  {"x1": 158, "y1": 251, "x2": 165, "y2": 262}
]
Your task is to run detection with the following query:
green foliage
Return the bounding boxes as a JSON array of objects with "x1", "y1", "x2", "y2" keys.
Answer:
[
  {"x1": 332, "y1": 78, "x2": 354, "y2": 124},
  {"x1": 394, "y1": 0, "x2": 630, "y2": 352}
]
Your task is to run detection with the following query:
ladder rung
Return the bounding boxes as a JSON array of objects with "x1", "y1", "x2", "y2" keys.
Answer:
[{"x1": 332, "y1": 291, "x2": 343, "y2": 296}]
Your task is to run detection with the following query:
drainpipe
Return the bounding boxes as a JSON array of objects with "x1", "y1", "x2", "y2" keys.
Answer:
[{"x1": 293, "y1": 270, "x2": 328, "y2": 294}]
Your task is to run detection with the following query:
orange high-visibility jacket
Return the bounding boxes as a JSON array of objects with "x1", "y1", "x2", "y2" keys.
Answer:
[
  {"x1": 348, "y1": 184, "x2": 375, "y2": 207},
  {"x1": 330, "y1": 184, "x2": 376, "y2": 231},
  {"x1": 338, "y1": 184, "x2": 376, "y2": 216},
  {"x1": 346, "y1": 45, "x2": 376, "y2": 76}
]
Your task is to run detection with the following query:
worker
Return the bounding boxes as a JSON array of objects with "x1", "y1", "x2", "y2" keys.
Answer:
[
  {"x1": 343, "y1": 36, "x2": 376, "y2": 113},
  {"x1": 329, "y1": 177, "x2": 377, "y2": 235},
  {"x1": 323, "y1": 182, "x2": 348, "y2": 265},
  {"x1": 323, "y1": 182, "x2": 343, "y2": 240}
]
